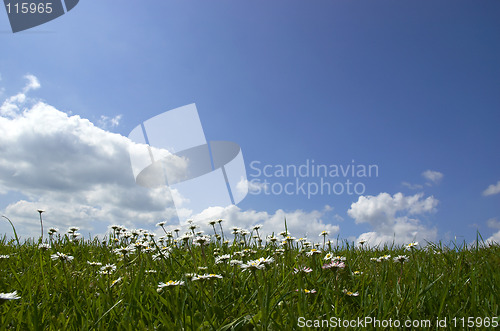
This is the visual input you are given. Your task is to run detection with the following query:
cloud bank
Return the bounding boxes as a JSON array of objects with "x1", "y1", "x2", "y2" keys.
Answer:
[{"x1": 347, "y1": 192, "x2": 438, "y2": 246}]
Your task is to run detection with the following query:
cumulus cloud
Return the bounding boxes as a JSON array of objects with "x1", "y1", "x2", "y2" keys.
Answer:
[
  {"x1": 0, "y1": 75, "x2": 40, "y2": 118},
  {"x1": 484, "y1": 218, "x2": 500, "y2": 245},
  {"x1": 98, "y1": 114, "x2": 122, "y2": 130},
  {"x1": 482, "y1": 180, "x2": 500, "y2": 196},
  {"x1": 422, "y1": 170, "x2": 443, "y2": 184},
  {"x1": 0, "y1": 77, "x2": 190, "y2": 239},
  {"x1": 347, "y1": 192, "x2": 438, "y2": 246},
  {"x1": 160, "y1": 204, "x2": 340, "y2": 241},
  {"x1": 0, "y1": 75, "x2": 341, "y2": 241},
  {"x1": 401, "y1": 182, "x2": 423, "y2": 190}
]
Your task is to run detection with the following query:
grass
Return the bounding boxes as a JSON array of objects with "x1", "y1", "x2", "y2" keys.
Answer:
[{"x1": 0, "y1": 220, "x2": 499, "y2": 330}]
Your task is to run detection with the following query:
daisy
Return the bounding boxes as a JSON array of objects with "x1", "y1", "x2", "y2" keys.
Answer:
[
  {"x1": 48, "y1": 227, "x2": 59, "y2": 234},
  {"x1": 0, "y1": 291, "x2": 21, "y2": 301},
  {"x1": 324, "y1": 253, "x2": 333, "y2": 260},
  {"x1": 99, "y1": 264, "x2": 117, "y2": 275},
  {"x1": 293, "y1": 266, "x2": 313, "y2": 274},
  {"x1": 157, "y1": 280, "x2": 185, "y2": 291},
  {"x1": 50, "y1": 252, "x2": 74, "y2": 262},
  {"x1": 156, "y1": 221, "x2": 166, "y2": 227},
  {"x1": 343, "y1": 289, "x2": 359, "y2": 296},
  {"x1": 87, "y1": 261, "x2": 102, "y2": 266},
  {"x1": 230, "y1": 259, "x2": 243, "y2": 266},
  {"x1": 193, "y1": 274, "x2": 223, "y2": 281},
  {"x1": 394, "y1": 255, "x2": 409, "y2": 263},
  {"x1": 215, "y1": 254, "x2": 231, "y2": 264},
  {"x1": 113, "y1": 245, "x2": 135, "y2": 256},
  {"x1": 322, "y1": 261, "x2": 345, "y2": 269},
  {"x1": 319, "y1": 230, "x2": 329, "y2": 237},
  {"x1": 305, "y1": 249, "x2": 322, "y2": 257},
  {"x1": 0, "y1": 255, "x2": 10, "y2": 259},
  {"x1": 111, "y1": 277, "x2": 122, "y2": 287},
  {"x1": 406, "y1": 242, "x2": 419, "y2": 250},
  {"x1": 240, "y1": 260, "x2": 266, "y2": 272},
  {"x1": 295, "y1": 289, "x2": 317, "y2": 294}
]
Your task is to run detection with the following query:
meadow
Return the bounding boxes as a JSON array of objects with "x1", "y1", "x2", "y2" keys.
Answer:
[{"x1": 0, "y1": 217, "x2": 499, "y2": 330}]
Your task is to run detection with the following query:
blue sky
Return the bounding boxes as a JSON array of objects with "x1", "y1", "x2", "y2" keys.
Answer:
[{"x1": 0, "y1": 0, "x2": 499, "y2": 245}]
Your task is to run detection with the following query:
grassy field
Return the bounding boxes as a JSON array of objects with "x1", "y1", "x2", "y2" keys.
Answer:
[{"x1": 0, "y1": 218, "x2": 499, "y2": 330}]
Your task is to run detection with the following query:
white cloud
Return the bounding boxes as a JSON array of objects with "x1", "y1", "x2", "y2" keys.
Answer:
[
  {"x1": 162, "y1": 205, "x2": 340, "y2": 241},
  {"x1": 98, "y1": 114, "x2": 122, "y2": 129},
  {"x1": 347, "y1": 192, "x2": 438, "y2": 246},
  {"x1": 0, "y1": 75, "x2": 40, "y2": 117},
  {"x1": 485, "y1": 218, "x2": 500, "y2": 245},
  {"x1": 0, "y1": 78, "x2": 190, "y2": 239},
  {"x1": 482, "y1": 180, "x2": 500, "y2": 196},
  {"x1": 22, "y1": 74, "x2": 41, "y2": 93},
  {"x1": 422, "y1": 170, "x2": 443, "y2": 184},
  {"x1": 0, "y1": 76, "x2": 341, "y2": 242},
  {"x1": 401, "y1": 181, "x2": 423, "y2": 190}
]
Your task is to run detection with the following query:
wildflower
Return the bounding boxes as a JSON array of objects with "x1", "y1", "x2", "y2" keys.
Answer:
[
  {"x1": 372, "y1": 254, "x2": 391, "y2": 262},
  {"x1": 358, "y1": 239, "x2": 367, "y2": 246},
  {"x1": 240, "y1": 260, "x2": 266, "y2": 272},
  {"x1": 230, "y1": 259, "x2": 243, "y2": 266},
  {"x1": 208, "y1": 220, "x2": 217, "y2": 226},
  {"x1": 305, "y1": 249, "x2": 322, "y2": 257},
  {"x1": 184, "y1": 273, "x2": 198, "y2": 280},
  {"x1": 145, "y1": 269, "x2": 157, "y2": 273},
  {"x1": 267, "y1": 235, "x2": 279, "y2": 243},
  {"x1": 293, "y1": 266, "x2": 313, "y2": 274},
  {"x1": 99, "y1": 264, "x2": 116, "y2": 275},
  {"x1": 322, "y1": 261, "x2": 345, "y2": 269},
  {"x1": 50, "y1": 252, "x2": 74, "y2": 262},
  {"x1": 193, "y1": 235, "x2": 211, "y2": 246},
  {"x1": 114, "y1": 245, "x2": 135, "y2": 256},
  {"x1": 111, "y1": 277, "x2": 122, "y2": 287},
  {"x1": 239, "y1": 229, "x2": 250, "y2": 237},
  {"x1": 217, "y1": 219, "x2": 223, "y2": 224},
  {"x1": 295, "y1": 289, "x2": 317, "y2": 294},
  {"x1": 0, "y1": 255, "x2": 10, "y2": 259},
  {"x1": 68, "y1": 227, "x2": 79, "y2": 233},
  {"x1": 193, "y1": 274, "x2": 223, "y2": 280},
  {"x1": 319, "y1": 230, "x2": 329, "y2": 237},
  {"x1": 343, "y1": 289, "x2": 359, "y2": 296},
  {"x1": 152, "y1": 252, "x2": 170, "y2": 260},
  {"x1": 255, "y1": 256, "x2": 274, "y2": 265},
  {"x1": 394, "y1": 255, "x2": 409, "y2": 263},
  {"x1": 48, "y1": 227, "x2": 59, "y2": 235},
  {"x1": 279, "y1": 231, "x2": 289, "y2": 237},
  {"x1": 324, "y1": 253, "x2": 333, "y2": 260},
  {"x1": 0, "y1": 291, "x2": 21, "y2": 301},
  {"x1": 87, "y1": 261, "x2": 102, "y2": 266},
  {"x1": 332, "y1": 256, "x2": 346, "y2": 262},
  {"x1": 252, "y1": 224, "x2": 262, "y2": 230},
  {"x1": 352, "y1": 270, "x2": 363, "y2": 275},
  {"x1": 38, "y1": 243, "x2": 50, "y2": 250},
  {"x1": 406, "y1": 242, "x2": 419, "y2": 250},
  {"x1": 215, "y1": 254, "x2": 231, "y2": 264},
  {"x1": 156, "y1": 221, "x2": 166, "y2": 227},
  {"x1": 110, "y1": 224, "x2": 121, "y2": 231},
  {"x1": 275, "y1": 248, "x2": 285, "y2": 255},
  {"x1": 157, "y1": 280, "x2": 184, "y2": 291}
]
